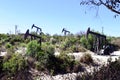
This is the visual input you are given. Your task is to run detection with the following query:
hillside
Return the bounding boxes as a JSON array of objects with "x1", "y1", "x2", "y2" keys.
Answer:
[{"x1": 0, "y1": 33, "x2": 120, "y2": 80}]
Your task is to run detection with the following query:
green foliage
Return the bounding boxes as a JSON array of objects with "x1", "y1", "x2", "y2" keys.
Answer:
[
  {"x1": 106, "y1": 36, "x2": 112, "y2": 44},
  {"x1": 36, "y1": 42, "x2": 55, "y2": 70},
  {"x1": 80, "y1": 34, "x2": 94, "y2": 50},
  {"x1": 27, "y1": 40, "x2": 41, "y2": 58},
  {"x1": 50, "y1": 38, "x2": 57, "y2": 45},
  {"x1": 9, "y1": 35, "x2": 24, "y2": 45},
  {"x1": 36, "y1": 50, "x2": 49, "y2": 69},
  {"x1": 5, "y1": 43, "x2": 12, "y2": 49},
  {"x1": 65, "y1": 37, "x2": 77, "y2": 46},
  {"x1": 0, "y1": 34, "x2": 8, "y2": 40},
  {"x1": 52, "y1": 34, "x2": 63, "y2": 43},
  {"x1": 80, "y1": 36, "x2": 89, "y2": 49},
  {"x1": 35, "y1": 61, "x2": 41, "y2": 71},
  {"x1": 3, "y1": 53, "x2": 27, "y2": 75},
  {"x1": 42, "y1": 42, "x2": 55, "y2": 55},
  {"x1": 42, "y1": 33, "x2": 51, "y2": 42},
  {"x1": 60, "y1": 36, "x2": 84, "y2": 53},
  {"x1": 24, "y1": 39, "x2": 31, "y2": 44},
  {"x1": 20, "y1": 43, "x2": 27, "y2": 47},
  {"x1": 69, "y1": 44, "x2": 86, "y2": 53},
  {"x1": 5, "y1": 43, "x2": 14, "y2": 54},
  {"x1": 47, "y1": 53, "x2": 82, "y2": 75},
  {"x1": 0, "y1": 34, "x2": 8, "y2": 46},
  {"x1": 26, "y1": 40, "x2": 55, "y2": 71}
]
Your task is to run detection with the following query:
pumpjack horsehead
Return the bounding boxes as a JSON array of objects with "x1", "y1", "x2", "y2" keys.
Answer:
[
  {"x1": 24, "y1": 24, "x2": 42, "y2": 47},
  {"x1": 62, "y1": 28, "x2": 70, "y2": 35},
  {"x1": 31, "y1": 24, "x2": 42, "y2": 35},
  {"x1": 86, "y1": 27, "x2": 107, "y2": 54}
]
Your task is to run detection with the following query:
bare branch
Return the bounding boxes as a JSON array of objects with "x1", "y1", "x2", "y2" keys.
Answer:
[
  {"x1": 99, "y1": 0, "x2": 120, "y2": 14},
  {"x1": 80, "y1": 0, "x2": 120, "y2": 14}
]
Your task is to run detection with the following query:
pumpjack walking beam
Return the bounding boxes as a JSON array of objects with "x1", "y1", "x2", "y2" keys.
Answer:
[
  {"x1": 86, "y1": 28, "x2": 106, "y2": 39},
  {"x1": 31, "y1": 24, "x2": 42, "y2": 34}
]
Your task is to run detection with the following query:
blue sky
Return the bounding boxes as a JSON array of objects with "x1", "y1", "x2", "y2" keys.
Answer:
[{"x1": 0, "y1": 0, "x2": 120, "y2": 36}]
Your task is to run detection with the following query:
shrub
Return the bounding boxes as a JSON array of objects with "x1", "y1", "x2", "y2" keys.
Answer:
[
  {"x1": 5, "y1": 43, "x2": 12, "y2": 49},
  {"x1": 20, "y1": 43, "x2": 27, "y2": 47},
  {"x1": 52, "y1": 34, "x2": 62, "y2": 44},
  {"x1": 9, "y1": 35, "x2": 24, "y2": 45},
  {"x1": 5, "y1": 43, "x2": 15, "y2": 54},
  {"x1": 69, "y1": 45, "x2": 87, "y2": 53},
  {"x1": 80, "y1": 36, "x2": 91, "y2": 50},
  {"x1": 26, "y1": 38, "x2": 84, "y2": 75},
  {"x1": 26, "y1": 40, "x2": 41, "y2": 58},
  {"x1": 36, "y1": 50, "x2": 49, "y2": 68},
  {"x1": 27, "y1": 40, "x2": 46, "y2": 67},
  {"x1": 3, "y1": 53, "x2": 27, "y2": 76},
  {"x1": 76, "y1": 57, "x2": 120, "y2": 80},
  {"x1": 47, "y1": 53, "x2": 82, "y2": 75},
  {"x1": 42, "y1": 42, "x2": 55, "y2": 55},
  {"x1": 80, "y1": 53, "x2": 93, "y2": 65},
  {"x1": 0, "y1": 34, "x2": 7, "y2": 41},
  {"x1": 24, "y1": 39, "x2": 31, "y2": 44},
  {"x1": 80, "y1": 34, "x2": 96, "y2": 51},
  {"x1": 26, "y1": 41, "x2": 55, "y2": 71}
]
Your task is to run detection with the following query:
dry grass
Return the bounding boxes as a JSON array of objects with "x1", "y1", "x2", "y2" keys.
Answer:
[
  {"x1": 80, "y1": 53, "x2": 93, "y2": 65},
  {"x1": 111, "y1": 38, "x2": 120, "y2": 49}
]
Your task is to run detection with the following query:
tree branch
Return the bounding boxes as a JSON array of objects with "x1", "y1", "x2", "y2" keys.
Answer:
[
  {"x1": 99, "y1": 0, "x2": 120, "y2": 14},
  {"x1": 80, "y1": 0, "x2": 120, "y2": 14}
]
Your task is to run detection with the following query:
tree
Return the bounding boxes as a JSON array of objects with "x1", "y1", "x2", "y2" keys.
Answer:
[{"x1": 80, "y1": 0, "x2": 120, "y2": 15}]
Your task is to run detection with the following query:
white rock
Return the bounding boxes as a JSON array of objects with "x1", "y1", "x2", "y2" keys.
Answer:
[
  {"x1": 54, "y1": 52, "x2": 60, "y2": 56},
  {"x1": 0, "y1": 51, "x2": 7, "y2": 56}
]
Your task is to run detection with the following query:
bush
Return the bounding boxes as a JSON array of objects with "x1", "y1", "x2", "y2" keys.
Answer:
[
  {"x1": 52, "y1": 34, "x2": 62, "y2": 44},
  {"x1": 76, "y1": 57, "x2": 120, "y2": 80},
  {"x1": 26, "y1": 40, "x2": 41, "y2": 58},
  {"x1": 26, "y1": 41, "x2": 55, "y2": 71},
  {"x1": 0, "y1": 34, "x2": 8, "y2": 41},
  {"x1": 80, "y1": 53, "x2": 93, "y2": 65},
  {"x1": 5, "y1": 43, "x2": 12, "y2": 49},
  {"x1": 36, "y1": 50, "x2": 49, "y2": 69},
  {"x1": 80, "y1": 35, "x2": 92, "y2": 50},
  {"x1": 9, "y1": 35, "x2": 24, "y2": 45},
  {"x1": 26, "y1": 37, "x2": 84, "y2": 75},
  {"x1": 60, "y1": 36, "x2": 85, "y2": 53},
  {"x1": 69, "y1": 45, "x2": 87, "y2": 53},
  {"x1": 5, "y1": 43, "x2": 15, "y2": 54},
  {"x1": 41, "y1": 42, "x2": 55, "y2": 55},
  {"x1": 20, "y1": 43, "x2": 27, "y2": 47},
  {"x1": 47, "y1": 53, "x2": 82, "y2": 75},
  {"x1": 3, "y1": 53, "x2": 27, "y2": 76}
]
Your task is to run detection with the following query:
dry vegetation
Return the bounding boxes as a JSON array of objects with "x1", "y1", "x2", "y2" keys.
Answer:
[
  {"x1": 0, "y1": 33, "x2": 120, "y2": 80},
  {"x1": 80, "y1": 53, "x2": 93, "y2": 65},
  {"x1": 111, "y1": 37, "x2": 120, "y2": 49}
]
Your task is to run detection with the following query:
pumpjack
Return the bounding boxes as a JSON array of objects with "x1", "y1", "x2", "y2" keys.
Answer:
[
  {"x1": 86, "y1": 27, "x2": 113, "y2": 55},
  {"x1": 24, "y1": 24, "x2": 42, "y2": 47},
  {"x1": 62, "y1": 28, "x2": 70, "y2": 35}
]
